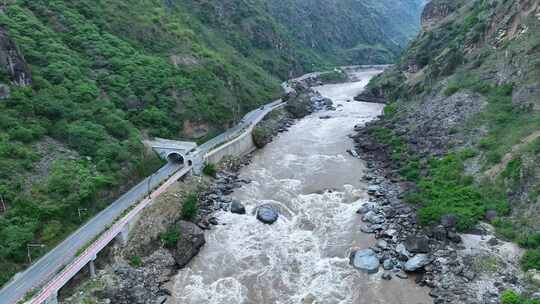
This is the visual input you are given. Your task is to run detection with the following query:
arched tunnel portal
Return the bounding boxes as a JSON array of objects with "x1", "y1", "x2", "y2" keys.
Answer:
[{"x1": 166, "y1": 152, "x2": 185, "y2": 165}]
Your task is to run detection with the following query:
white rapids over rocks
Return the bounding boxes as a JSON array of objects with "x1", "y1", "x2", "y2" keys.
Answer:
[{"x1": 171, "y1": 69, "x2": 432, "y2": 304}]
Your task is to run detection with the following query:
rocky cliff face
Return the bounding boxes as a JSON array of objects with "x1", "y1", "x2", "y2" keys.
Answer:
[
  {"x1": 355, "y1": 0, "x2": 540, "y2": 300},
  {"x1": 0, "y1": 27, "x2": 30, "y2": 97},
  {"x1": 420, "y1": 0, "x2": 456, "y2": 31}
]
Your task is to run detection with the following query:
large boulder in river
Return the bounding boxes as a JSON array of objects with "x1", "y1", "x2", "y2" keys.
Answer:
[
  {"x1": 404, "y1": 235, "x2": 430, "y2": 253},
  {"x1": 256, "y1": 204, "x2": 279, "y2": 224},
  {"x1": 173, "y1": 221, "x2": 205, "y2": 268},
  {"x1": 285, "y1": 91, "x2": 313, "y2": 118},
  {"x1": 404, "y1": 254, "x2": 430, "y2": 272},
  {"x1": 230, "y1": 200, "x2": 246, "y2": 215},
  {"x1": 350, "y1": 249, "x2": 380, "y2": 274}
]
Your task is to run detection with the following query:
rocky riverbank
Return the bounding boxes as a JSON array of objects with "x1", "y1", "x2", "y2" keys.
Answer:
[
  {"x1": 61, "y1": 157, "x2": 258, "y2": 304},
  {"x1": 351, "y1": 122, "x2": 530, "y2": 304}
]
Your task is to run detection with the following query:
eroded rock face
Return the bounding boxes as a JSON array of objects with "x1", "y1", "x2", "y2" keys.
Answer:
[
  {"x1": 0, "y1": 29, "x2": 31, "y2": 86},
  {"x1": 173, "y1": 221, "x2": 206, "y2": 267},
  {"x1": 99, "y1": 249, "x2": 176, "y2": 304},
  {"x1": 421, "y1": 0, "x2": 455, "y2": 31},
  {"x1": 284, "y1": 91, "x2": 314, "y2": 119}
]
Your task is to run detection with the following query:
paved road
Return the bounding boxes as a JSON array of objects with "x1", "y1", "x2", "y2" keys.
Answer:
[
  {"x1": 197, "y1": 99, "x2": 283, "y2": 153},
  {"x1": 0, "y1": 99, "x2": 285, "y2": 304},
  {"x1": 0, "y1": 163, "x2": 181, "y2": 304}
]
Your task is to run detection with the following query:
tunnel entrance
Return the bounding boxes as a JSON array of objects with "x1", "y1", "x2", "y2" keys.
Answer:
[{"x1": 167, "y1": 152, "x2": 185, "y2": 165}]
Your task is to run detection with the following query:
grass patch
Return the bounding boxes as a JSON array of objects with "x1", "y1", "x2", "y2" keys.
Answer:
[
  {"x1": 182, "y1": 193, "x2": 198, "y2": 220},
  {"x1": 444, "y1": 82, "x2": 461, "y2": 96},
  {"x1": 368, "y1": 127, "x2": 507, "y2": 231},
  {"x1": 383, "y1": 102, "x2": 399, "y2": 118},
  {"x1": 473, "y1": 256, "x2": 499, "y2": 273},
  {"x1": 129, "y1": 255, "x2": 142, "y2": 267},
  {"x1": 521, "y1": 250, "x2": 540, "y2": 272},
  {"x1": 501, "y1": 290, "x2": 540, "y2": 304},
  {"x1": 411, "y1": 153, "x2": 509, "y2": 231},
  {"x1": 202, "y1": 163, "x2": 217, "y2": 177},
  {"x1": 160, "y1": 226, "x2": 180, "y2": 249}
]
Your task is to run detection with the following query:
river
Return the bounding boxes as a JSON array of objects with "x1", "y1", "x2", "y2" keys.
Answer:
[{"x1": 171, "y1": 69, "x2": 432, "y2": 304}]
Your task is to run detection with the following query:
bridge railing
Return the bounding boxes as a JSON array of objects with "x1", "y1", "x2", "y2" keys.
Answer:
[{"x1": 29, "y1": 166, "x2": 193, "y2": 304}]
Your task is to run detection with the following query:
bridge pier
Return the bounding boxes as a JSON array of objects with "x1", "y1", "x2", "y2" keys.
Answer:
[
  {"x1": 116, "y1": 226, "x2": 129, "y2": 246},
  {"x1": 88, "y1": 254, "x2": 97, "y2": 278},
  {"x1": 44, "y1": 291, "x2": 58, "y2": 304}
]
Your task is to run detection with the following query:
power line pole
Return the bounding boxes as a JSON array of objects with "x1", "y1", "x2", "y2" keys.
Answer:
[
  {"x1": 27, "y1": 243, "x2": 45, "y2": 264},
  {"x1": 78, "y1": 208, "x2": 88, "y2": 221},
  {"x1": 147, "y1": 173, "x2": 154, "y2": 199}
]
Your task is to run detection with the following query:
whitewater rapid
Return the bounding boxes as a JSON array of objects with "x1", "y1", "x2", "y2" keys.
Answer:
[{"x1": 171, "y1": 69, "x2": 431, "y2": 304}]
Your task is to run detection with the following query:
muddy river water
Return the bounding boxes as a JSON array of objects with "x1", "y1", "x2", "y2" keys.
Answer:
[{"x1": 171, "y1": 69, "x2": 432, "y2": 304}]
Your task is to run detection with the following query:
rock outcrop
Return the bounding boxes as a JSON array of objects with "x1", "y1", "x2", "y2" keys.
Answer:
[
  {"x1": 421, "y1": 0, "x2": 455, "y2": 31},
  {"x1": 0, "y1": 28, "x2": 31, "y2": 87},
  {"x1": 98, "y1": 249, "x2": 176, "y2": 304},
  {"x1": 172, "y1": 221, "x2": 206, "y2": 268}
]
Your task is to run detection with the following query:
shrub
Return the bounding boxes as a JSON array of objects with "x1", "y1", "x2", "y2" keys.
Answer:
[
  {"x1": 444, "y1": 82, "x2": 461, "y2": 96},
  {"x1": 182, "y1": 193, "x2": 198, "y2": 220},
  {"x1": 130, "y1": 255, "x2": 142, "y2": 267},
  {"x1": 521, "y1": 249, "x2": 540, "y2": 271},
  {"x1": 202, "y1": 163, "x2": 217, "y2": 177},
  {"x1": 160, "y1": 227, "x2": 180, "y2": 248},
  {"x1": 383, "y1": 102, "x2": 398, "y2": 118},
  {"x1": 500, "y1": 290, "x2": 540, "y2": 304},
  {"x1": 501, "y1": 291, "x2": 522, "y2": 304},
  {"x1": 502, "y1": 158, "x2": 522, "y2": 181},
  {"x1": 414, "y1": 153, "x2": 508, "y2": 231},
  {"x1": 518, "y1": 233, "x2": 540, "y2": 249}
]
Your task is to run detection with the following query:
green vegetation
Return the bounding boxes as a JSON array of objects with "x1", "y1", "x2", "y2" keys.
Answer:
[
  {"x1": 521, "y1": 250, "x2": 540, "y2": 272},
  {"x1": 129, "y1": 255, "x2": 142, "y2": 267},
  {"x1": 501, "y1": 290, "x2": 540, "y2": 304},
  {"x1": 405, "y1": 151, "x2": 508, "y2": 231},
  {"x1": 160, "y1": 226, "x2": 180, "y2": 249},
  {"x1": 318, "y1": 70, "x2": 347, "y2": 83},
  {"x1": 182, "y1": 193, "x2": 198, "y2": 220},
  {"x1": 202, "y1": 163, "x2": 217, "y2": 177}
]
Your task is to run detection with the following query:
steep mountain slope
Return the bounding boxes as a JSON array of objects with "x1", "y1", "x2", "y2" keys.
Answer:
[
  {"x1": 355, "y1": 0, "x2": 540, "y2": 299},
  {"x1": 0, "y1": 0, "x2": 424, "y2": 287},
  {"x1": 266, "y1": 0, "x2": 426, "y2": 64}
]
